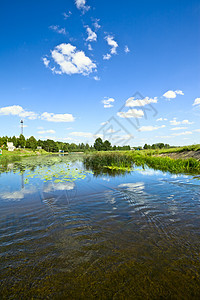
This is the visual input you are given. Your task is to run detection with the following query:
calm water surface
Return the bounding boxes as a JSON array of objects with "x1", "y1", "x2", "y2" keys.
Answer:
[{"x1": 0, "y1": 155, "x2": 200, "y2": 299}]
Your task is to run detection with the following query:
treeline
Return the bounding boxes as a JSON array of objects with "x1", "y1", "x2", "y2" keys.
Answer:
[
  {"x1": 0, "y1": 135, "x2": 131, "y2": 152},
  {"x1": 143, "y1": 143, "x2": 170, "y2": 150}
]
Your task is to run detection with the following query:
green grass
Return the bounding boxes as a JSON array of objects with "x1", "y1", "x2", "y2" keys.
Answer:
[
  {"x1": 84, "y1": 150, "x2": 200, "y2": 175},
  {"x1": 0, "y1": 149, "x2": 49, "y2": 165},
  {"x1": 145, "y1": 144, "x2": 200, "y2": 155}
]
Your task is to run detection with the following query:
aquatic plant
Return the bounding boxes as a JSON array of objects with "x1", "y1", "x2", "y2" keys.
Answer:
[{"x1": 84, "y1": 151, "x2": 200, "y2": 175}]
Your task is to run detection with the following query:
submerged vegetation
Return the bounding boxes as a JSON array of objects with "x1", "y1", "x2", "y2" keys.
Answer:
[{"x1": 84, "y1": 151, "x2": 200, "y2": 175}]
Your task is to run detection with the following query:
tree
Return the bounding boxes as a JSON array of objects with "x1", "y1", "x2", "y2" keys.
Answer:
[
  {"x1": 43, "y1": 139, "x2": 58, "y2": 152},
  {"x1": 103, "y1": 140, "x2": 111, "y2": 151},
  {"x1": 26, "y1": 136, "x2": 37, "y2": 150},
  {"x1": 17, "y1": 134, "x2": 26, "y2": 148},
  {"x1": 11, "y1": 136, "x2": 17, "y2": 147},
  {"x1": 94, "y1": 138, "x2": 104, "y2": 151}
]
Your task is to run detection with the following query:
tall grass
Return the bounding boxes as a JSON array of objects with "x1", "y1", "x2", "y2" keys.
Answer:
[
  {"x1": 84, "y1": 151, "x2": 200, "y2": 175},
  {"x1": 148, "y1": 144, "x2": 200, "y2": 155}
]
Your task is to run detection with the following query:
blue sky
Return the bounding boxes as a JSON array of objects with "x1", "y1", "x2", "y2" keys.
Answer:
[{"x1": 0, "y1": 0, "x2": 200, "y2": 146}]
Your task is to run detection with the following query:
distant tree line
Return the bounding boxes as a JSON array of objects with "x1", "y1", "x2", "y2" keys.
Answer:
[
  {"x1": 0, "y1": 135, "x2": 173, "y2": 153},
  {"x1": 143, "y1": 143, "x2": 170, "y2": 150},
  {"x1": 0, "y1": 135, "x2": 131, "y2": 152}
]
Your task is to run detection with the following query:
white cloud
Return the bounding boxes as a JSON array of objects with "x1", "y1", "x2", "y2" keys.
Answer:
[
  {"x1": 103, "y1": 53, "x2": 111, "y2": 60},
  {"x1": 93, "y1": 19, "x2": 101, "y2": 30},
  {"x1": 0, "y1": 105, "x2": 37, "y2": 120},
  {"x1": 63, "y1": 11, "x2": 72, "y2": 19},
  {"x1": 102, "y1": 97, "x2": 115, "y2": 108},
  {"x1": 105, "y1": 36, "x2": 118, "y2": 54},
  {"x1": 193, "y1": 97, "x2": 200, "y2": 106},
  {"x1": 88, "y1": 44, "x2": 92, "y2": 51},
  {"x1": 75, "y1": 0, "x2": 90, "y2": 12},
  {"x1": 86, "y1": 27, "x2": 97, "y2": 42},
  {"x1": 194, "y1": 129, "x2": 200, "y2": 132},
  {"x1": 172, "y1": 131, "x2": 192, "y2": 136},
  {"x1": 49, "y1": 25, "x2": 66, "y2": 35},
  {"x1": 42, "y1": 57, "x2": 50, "y2": 67},
  {"x1": 170, "y1": 127, "x2": 188, "y2": 131},
  {"x1": 139, "y1": 125, "x2": 165, "y2": 132},
  {"x1": 41, "y1": 112, "x2": 75, "y2": 122},
  {"x1": 69, "y1": 131, "x2": 92, "y2": 138},
  {"x1": 94, "y1": 76, "x2": 100, "y2": 81},
  {"x1": 156, "y1": 118, "x2": 167, "y2": 121},
  {"x1": 175, "y1": 90, "x2": 184, "y2": 95},
  {"x1": 155, "y1": 135, "x2": 172, "y2": 139},
  {"x1": 38, "y1": 129, "x2": 56, "y2": 134},
  {"x1": 103, "y1": 35, "x2": 118, "y2": 60},
  {"x1": 170, "y1": 118, "x2": 193, "y2": 126},
  {"x1": 124, "y1": 45, "x2": 130, "y2": 53},
  {"x1": 163, "y1": 90, "x2": 184, "y2": 99},
  {"x1": 117, "y1": 109, "x2": 144, "y2": 118},
  {"x1": 50, "y1": 43, "x2": 97, "y2": 76},
  {"x1": 101, "y1": 121, "x2": 109, "y2": 126},
  {"x1": 126, "y1": 96, "x2": 158, "y2": 107}
]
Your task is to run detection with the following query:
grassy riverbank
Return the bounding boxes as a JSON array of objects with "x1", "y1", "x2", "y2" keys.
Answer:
[
  {"x1": 84, "y1": 150, "x2": 200, "y2": 175},
  {"x1": 0, "y1": 149, "x2": 49, "y2": 164}
]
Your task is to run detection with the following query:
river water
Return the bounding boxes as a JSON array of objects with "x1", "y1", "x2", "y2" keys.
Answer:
[{"x1": 0, "y1": 155, "x2": 200, "y2": 299}]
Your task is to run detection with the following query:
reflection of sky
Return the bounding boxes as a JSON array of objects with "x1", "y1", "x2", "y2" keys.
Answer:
[
  {"x1": 43, "y1": 182, "x2": 75, "y2": 193},
  {"x1": 0, "y1": 186, "x2": 36, "y2": 201}
]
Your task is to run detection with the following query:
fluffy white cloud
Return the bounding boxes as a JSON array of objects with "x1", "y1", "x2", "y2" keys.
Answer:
[
  {"x1": 193, "y1": 98, "x2": 200, "y2": 106},
  {"x1": 194, "y1": 129, "x2": 200, "y2": 132},
  {"x1": 124, "y1": 45, "x2": 130, "y2": 53},
  {"x1": 170, "y1": 118, "x2": 193, "y2": 126},
  {"x1": 0, "y1": 105, "x2": 37, "y2": 120},
  {"x1": 41, "y1": 112, "x2": 75, "y2": 122},
  {"x1": 102, "y1": 97, "x2": 115, "y2": 108},
  {"x1": 126, "y1": 96, "x2": 157, "y2": 107},
  {"x1": 139, "y1": 125, "x2": 165, "y2": 132},
  {"x1": 38, "y1": 129, "x2": 56, "y2": 134},
  {"x1": 75, "y1": 0, "x2": 90, "y2": 12},
  {"x1": 117, "y1": 109, "x2": 144, "y2": 118},
  {"x1": 86, "y1": 27, "x2": 97, "y2": 42},
  {"x1": 105, "y1": 36, "x2": 118, "y2": 54},
  {"x1": 103, "y1": 35, "x2": 118, "y2": 60},
  {"x1": 42, "y1": 57, "x2": 50, "y2": 67},
  {"x1": 49, "y1": 25, "x2": 66, "y2": 35},
  {"x1": 103, "y1": 53, "x2": 111, "y2": 60},
  {"x1": 172, "y1": 131, "x2": 192, "y2": 136},
  {"x1": 50, "y1": 43, "x2": 97, "y2": 76},
  {"x1": 94, "y1": 76, "x2": 100, "y2": 81},
  {"x1": 170, "y1": 127, "x2": 188, "y2": 131},
  {"x1": 163, "y1": 90, "x2": 184, "y2": 99},
  {"x1": 69, "y1": 131, "x2": 92, "y2": 137},
  {"x1": 156, "y1": 118, "x2": 167, "y2": 121}
]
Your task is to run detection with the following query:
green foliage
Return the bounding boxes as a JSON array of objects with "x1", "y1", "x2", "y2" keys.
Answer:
[
  {"x1": 17, "y1": 134, "x2": 26, "y2": 148},
  {"x1": 94, "y1": 137, "x2": 104, "y2": 151},
  {"x1": 84, "y1": 151, "x2": 200, "y2": 175},
  {"x1": 26, "y1": 136, "x2": 37, "y2": 150}
]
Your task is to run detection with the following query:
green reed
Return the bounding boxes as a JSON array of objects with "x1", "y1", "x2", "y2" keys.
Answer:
[{"x1": 84, "y1": 151, "x2": 200, "y2": 175}]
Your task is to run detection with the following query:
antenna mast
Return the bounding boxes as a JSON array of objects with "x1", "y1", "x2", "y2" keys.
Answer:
[{"x1": 20, "y1": 120, "x2": 24, "y2": 135}]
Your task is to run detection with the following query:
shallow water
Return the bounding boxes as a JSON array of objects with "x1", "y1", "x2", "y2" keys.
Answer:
[{"x1": 0, "y1": 155, "x2": 200, "y2": 299}]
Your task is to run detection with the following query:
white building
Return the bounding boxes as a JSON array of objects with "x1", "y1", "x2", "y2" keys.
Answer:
[{"x1": 7, "y1": 142, "x2": 15, "y2": 152}]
